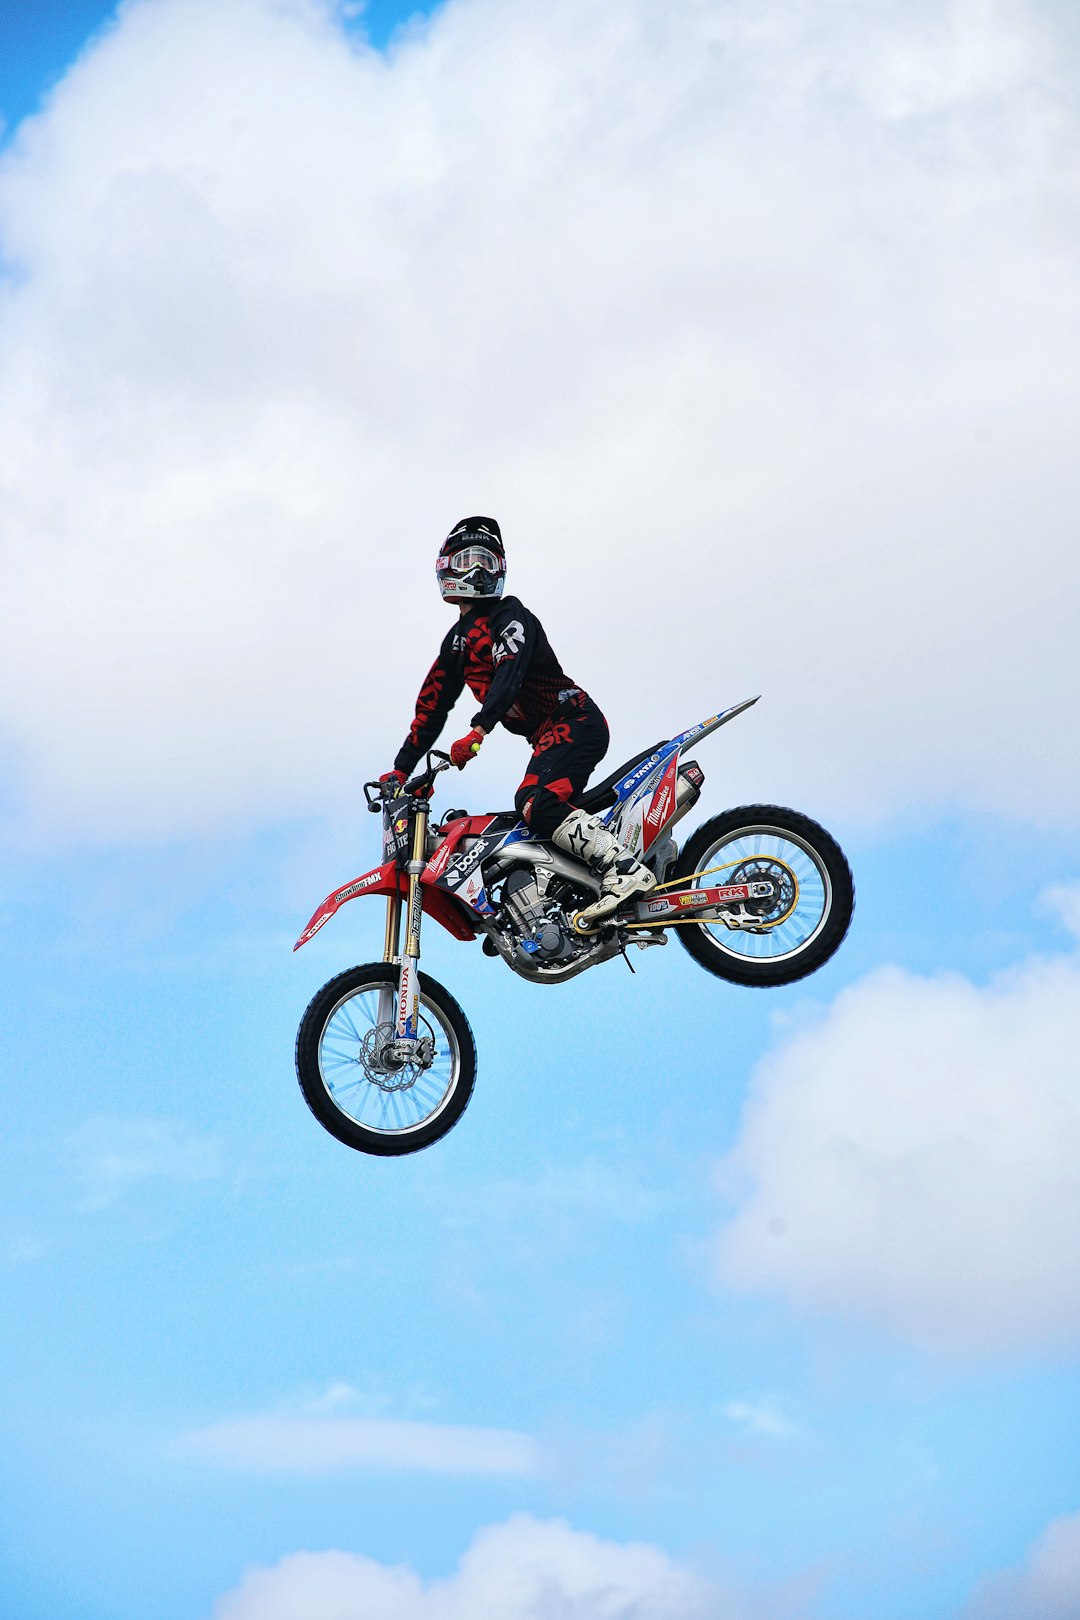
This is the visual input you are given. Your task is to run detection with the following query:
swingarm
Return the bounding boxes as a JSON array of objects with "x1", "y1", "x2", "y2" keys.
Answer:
[
  {"x1": 572, "y1": 861, "x2": 798, "y2": 938},
  {"x1": 625, "y1": 878, "x2": 782, "y2": 931}
]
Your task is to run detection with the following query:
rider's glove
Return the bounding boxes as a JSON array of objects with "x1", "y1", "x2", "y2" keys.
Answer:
[
  {"x1": 449, "y1": 728, "x2": 485, "y2": 769},
  {"x1": 379, "y1": 769, "x2": 407, "y2": 795}
]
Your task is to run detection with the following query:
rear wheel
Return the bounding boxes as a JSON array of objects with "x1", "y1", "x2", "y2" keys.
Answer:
[
  {"x1": 672, "y1": 806, "x2": 853, "y2": 986},
  {"x1": 295, "y1": 964, "x2": 476, "y2": 1155}
]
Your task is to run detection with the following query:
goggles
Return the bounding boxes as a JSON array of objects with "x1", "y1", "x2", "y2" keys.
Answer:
[{"x1": 439, "y1": 546, "x2": 502, "y2": 576}]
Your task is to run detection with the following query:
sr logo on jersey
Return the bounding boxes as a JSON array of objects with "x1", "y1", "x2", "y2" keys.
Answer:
[{"x1": 492, "y1": 621, "x2": 525, "y2": 664}]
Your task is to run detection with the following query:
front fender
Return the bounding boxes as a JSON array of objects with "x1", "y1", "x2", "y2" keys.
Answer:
[{"x1": 294, "y1": 861, "x2": 478, "y2": 950}]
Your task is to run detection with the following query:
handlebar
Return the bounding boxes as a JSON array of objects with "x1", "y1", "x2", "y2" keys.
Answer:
[
  {"x1": 363, "y1": 751, "x2": 453, "y2": 812},
  {"x1": 405, "y1": 751, "x2": 452, "y2": 796}
]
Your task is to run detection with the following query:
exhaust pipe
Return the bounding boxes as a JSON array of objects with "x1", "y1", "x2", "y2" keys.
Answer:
[{"x1": 668, "y1": 759, "x2": 704, "y2": 830}]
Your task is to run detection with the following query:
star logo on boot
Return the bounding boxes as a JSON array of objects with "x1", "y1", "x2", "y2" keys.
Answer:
[{"x1": 567, "y1": 824, "x2": 590, "y2": 858}]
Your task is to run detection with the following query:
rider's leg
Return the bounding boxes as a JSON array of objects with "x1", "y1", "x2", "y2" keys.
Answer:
[
  {"x1": 515, "y1": 693, "x2": 655, "y2": 925},
  {"x1": 515, "y1": 690, "x2": 609, "y2": 839},
  {"x1": 551, "y1": 809, "x2": 656, "y2": 924}
]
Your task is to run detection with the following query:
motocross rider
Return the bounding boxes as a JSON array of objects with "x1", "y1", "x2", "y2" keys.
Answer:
[{"x1": 382, "y1": 517, "x2": 657, "y2": 927}]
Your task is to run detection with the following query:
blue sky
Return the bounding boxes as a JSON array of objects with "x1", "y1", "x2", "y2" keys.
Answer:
[
  {"x1": 0, "y1": 0, "x2": 442, "y2": 129},
  {"x1": 1, "y1": 2, "x2": 1079, "y2": 1619}
]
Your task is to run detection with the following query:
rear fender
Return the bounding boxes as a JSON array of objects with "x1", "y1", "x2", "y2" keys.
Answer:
[
  {"x1": 609, "y1": 698, "x2": 760, "y2": 853},
  {"x1": 668, "y1": 696, "x2": 759, "y2": 750}
]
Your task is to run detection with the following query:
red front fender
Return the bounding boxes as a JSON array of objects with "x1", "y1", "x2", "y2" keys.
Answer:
[{"x1": 294, "y1": 861, "x2": 478, "y2": 951}]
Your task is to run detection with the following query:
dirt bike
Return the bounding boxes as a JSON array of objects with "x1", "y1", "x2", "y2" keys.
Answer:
[{"x1": 294, "y1": 697, "x2": 854, "y2": 1156}]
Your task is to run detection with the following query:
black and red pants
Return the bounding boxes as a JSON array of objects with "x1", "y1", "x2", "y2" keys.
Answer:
[{"x1": 515, "y1": 688, "x2": 610, "y2": 839}]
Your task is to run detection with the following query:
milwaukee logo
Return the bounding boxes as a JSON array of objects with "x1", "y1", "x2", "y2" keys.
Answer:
[
  {"x1": 645, "y1": 784, "x2": 673, "y2": 829},
  {"x1": 427, "y1": 841, "x2": 454, "y2": 879}
]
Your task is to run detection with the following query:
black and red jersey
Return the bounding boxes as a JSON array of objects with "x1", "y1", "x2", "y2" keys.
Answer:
[{"x1": 394, "y1": 596, "x2": 579, "y2": 775}]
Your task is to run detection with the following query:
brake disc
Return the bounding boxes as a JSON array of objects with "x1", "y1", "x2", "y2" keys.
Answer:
[
  {"x1": 359, "y1": 1024, "x2": 435, "y2": 1091},
  {"x1": 724, "y1": 858, "x2": 795, "y2": 925}
]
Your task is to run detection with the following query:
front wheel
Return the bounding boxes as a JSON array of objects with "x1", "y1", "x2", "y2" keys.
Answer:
[
  {"x1": 672, "y1": 806, "x2": 853, "y2": 987},
  {"x1": 295, "y1": 964, "x2": 477, "y2": 1155}
]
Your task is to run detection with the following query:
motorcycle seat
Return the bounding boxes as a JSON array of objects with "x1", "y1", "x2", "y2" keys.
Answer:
[
  {"x1": 577, "y1": 741, "x2": 669, "y2": 814},
  {"x1": 476, "y1": 745, "x2": 670, "y2": 826}
]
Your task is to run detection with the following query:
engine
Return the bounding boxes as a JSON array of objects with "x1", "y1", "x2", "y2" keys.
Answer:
[{"x1": 499, "y1": 866, "x2": 581, "y2": 969}]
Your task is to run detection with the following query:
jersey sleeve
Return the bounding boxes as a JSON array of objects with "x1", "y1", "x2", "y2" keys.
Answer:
[
  {"x1": 394, "y1": 629, "x2": 465, "y2": 775},
  {"x1": 472, "y1": 599, "x2": 537, "y2": 733}
]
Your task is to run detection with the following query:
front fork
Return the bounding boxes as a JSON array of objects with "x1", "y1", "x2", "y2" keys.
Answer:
[{"x1": 378, "y1": 800, "x2": 429, "y2": 1043}]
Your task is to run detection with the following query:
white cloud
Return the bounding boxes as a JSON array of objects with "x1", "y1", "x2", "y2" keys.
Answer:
[
  {"x1": 962, "y1": 1509, "x2": 1080, "y2": 1619},
  {"x1": 1, "y1": 0, "x2": 1079, "y2": 843},
  {"x1": 1040, "y1": 882, "x2": 1080, "y2": 941},
  {"x1": 69, "y1": 1115, "x2": 220, "y2": 1208},
  {"x1": 179, "y1": 1391, "x2": 539, "y2": 1476},
  {"x1": 720, "y1": 1399, "x2": 799, "y2": 1442},
  {"x1": 713, "y1": 918, "x2": 1080, "y2": 1353},
  {"x1": 211, "y1": 1514, "x2": 726, "y2": 1620}
]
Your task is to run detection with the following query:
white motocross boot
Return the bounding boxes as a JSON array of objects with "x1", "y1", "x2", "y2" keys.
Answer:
[{"x1": 552, "y1": 808, "x2": 657, "y2": 928}]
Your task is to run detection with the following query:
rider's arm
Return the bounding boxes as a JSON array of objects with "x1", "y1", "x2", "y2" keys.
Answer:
[
  {"x1": 394, "y1": 631, "x2": 465, "y2": 776},
  {"x1": 471, "y1": 600, "x2": 537, "y2": 733}
]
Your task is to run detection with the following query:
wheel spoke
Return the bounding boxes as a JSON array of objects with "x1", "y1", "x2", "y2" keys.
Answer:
[
  {"x1": 692, "y1": 823, "x2": 832, "y2": 963},
  {"x1": 329, "y1": 1077, "x2": 366, "y2": 1098},
  {"x1": 336, "y1": 1008, "x2": 361, "y2": 1041},
  {"x1": 313, "y1": 981, "x2": 461, "y2": 1139}
]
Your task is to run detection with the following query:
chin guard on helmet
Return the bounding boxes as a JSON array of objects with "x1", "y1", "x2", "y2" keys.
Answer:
[{"x1": 437, "y1": 516, "x2": 506, "y2": 601}]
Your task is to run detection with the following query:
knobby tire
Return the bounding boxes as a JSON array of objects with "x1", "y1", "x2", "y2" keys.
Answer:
[
  {"x1": 672, "y1": 805, "x2": 854, "y2": 987},
  {"x1": 295, "y1": 963, "x2": 477, "y2": 1155}
]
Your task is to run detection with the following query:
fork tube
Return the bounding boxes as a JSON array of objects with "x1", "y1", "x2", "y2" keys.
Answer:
[
  {"x1": 404, "y1": 803, "x2": 428, "y2": 959},
  {"x1": 394, "y1": 801, "x2": 429, "y2": 1041},
  {"x1": 382, "y1": 894, "x2": 402, "y2": 963},
  {"x1": 377, "y1": 893, "x2": 401, "y2": 1032}
]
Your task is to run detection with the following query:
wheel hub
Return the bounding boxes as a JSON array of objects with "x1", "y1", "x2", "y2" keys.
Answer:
[
  {"x1": 359, "y1": 1024, "x2": 436, "y2": 1091},
  {"x1": 724, "y1": 857, "x2": 796, "y2": 926}
]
